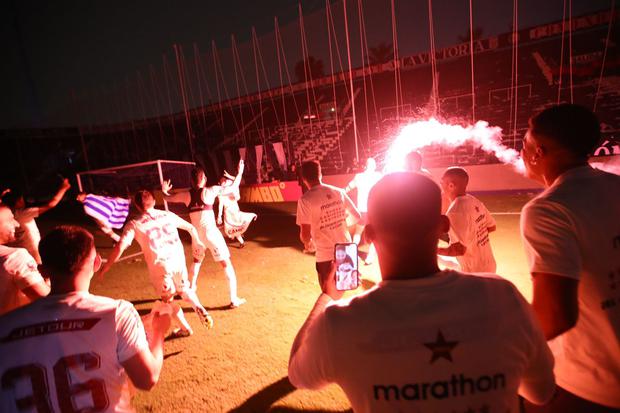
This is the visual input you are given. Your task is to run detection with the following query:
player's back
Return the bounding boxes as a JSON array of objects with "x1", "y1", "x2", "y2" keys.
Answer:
[
  {"x1": 0, "y1": 292, "x2": 143, "y2": 412},
  {"x1": 128, "y1": 210, "x2": 185, "y2": 267}
]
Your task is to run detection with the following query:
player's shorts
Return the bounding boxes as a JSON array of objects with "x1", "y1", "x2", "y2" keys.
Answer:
[
  {"x1": 190, "y1": 211, "x2": 231, "y2": 262},
  {"x1": 148, "y1": 261, "x2": 190, "y2": 301}
]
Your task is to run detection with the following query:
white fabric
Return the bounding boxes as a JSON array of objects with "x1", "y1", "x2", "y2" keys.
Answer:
[
  {"x1": 9, "y1": 207, "x2": 41, "y2": 263},
  {"x1": 0, "y1": 245, "x2": 46, "y2": 315},
  {"x1": 190, "y1": 211, "x2": 230, "y2": 261},
  {"x1": 446, "y1": 194, "x2": 497, "y2": 273},
  {"x1": 348, "y1": 170, "x2": 382, "y2": 212},
  {"x1": 119, "y1": 209, "x2": 191, "y2": 296},
  {"x1": 0, "y1": 292, "x2": 149, "y2": 412},
  {"x1": 255, "y1": 145, "x2": 263, "y2": 182},
  {"x1": 296, "y1": 184, "x2": 353, "y2": 262},
  {"x1": 289, "y1": 271, "x2": 555, "y2": 413},
  {"x1": 521, "y1": 166, "x2": 620, "y2": 407},
  {"x1": 272, "y1": 141, "x2": 287, "y2": 171}
]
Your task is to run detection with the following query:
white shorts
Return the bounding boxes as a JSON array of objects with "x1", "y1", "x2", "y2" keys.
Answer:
[
  {"x1": 190, "y1": 211, "x2": 230, "y2": 262},
  {"x1": 148, "y1": 260, "x2": 190, "y2": 301}
]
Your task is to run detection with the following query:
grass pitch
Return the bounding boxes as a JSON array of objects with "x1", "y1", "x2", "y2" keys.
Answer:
[{"x1": 39, "y1": 193, "x2": 535, "y2": 412}]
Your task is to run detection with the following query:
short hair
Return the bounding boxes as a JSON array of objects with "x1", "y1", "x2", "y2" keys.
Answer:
[
  {"x1": 1, "y1": 190, "x2": 23, "y2": 210},
  {"x1": 191, "y1": 168, "x2": 206, "y2": 188},
  {"x1": 529, "y1": 104, "x2": 601, "y2": 158},
  {"x1": 39, "y1": 225, "x2": 94, "y2": 275},
  {"x1": 301, "y1": 160, "x2": 321, "y2": 182},
  {"x1": 134, "y1": 189, "x2": 155, "y2": 211},
  {"x1": 443, "y1": 167, "x2": 469, "y2": 186},
  {"x1": 369, "y1": 173, "x2": 441, "y2": 233}
]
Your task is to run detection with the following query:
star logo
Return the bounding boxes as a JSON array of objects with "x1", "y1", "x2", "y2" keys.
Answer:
[{"x1": 423, "y1": 330, "x2": 459, "y2": 364}]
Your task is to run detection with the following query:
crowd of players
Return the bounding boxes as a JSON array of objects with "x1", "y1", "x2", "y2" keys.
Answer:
[{"x1": 0, "y1": 104, "x2": 618, "y2": 412}]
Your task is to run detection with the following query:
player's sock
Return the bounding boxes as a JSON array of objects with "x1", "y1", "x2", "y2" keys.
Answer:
[
  {"x1": 190, "y1": 262, "x2": 201, "y2": 290},
  {"x1": 223, "y1": 264, "x2": 242, "y2": 305}
]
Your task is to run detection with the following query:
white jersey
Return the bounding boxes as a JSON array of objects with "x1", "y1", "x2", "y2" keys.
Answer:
[
  {"x1": 348, "y1": 171, "x2": 382, "y2": 212},
  {"x1": 9, "y1": 207, "x2": 42, "y2": 263},
  {"x1": 296, "y1": 184, "x2": 354, "y2": 262},
  {"x1": 0, "y1": 245, "x2": 46, "y2": 315},
  {"x1": 521, "y1": 166, "x2": 620, "y2": 407},
  {"x1": 446, "y1": 194, "x2": 497, "y2": 273},
  {"x1": 0, "y1": 292, "x2": 149, "y2": 413},
  {"x1": 289, "y1": 271, "x2": 555, "y2": 413},
  {"x1": 119, "y1": 209, "x2": 189, "y2": 279}
]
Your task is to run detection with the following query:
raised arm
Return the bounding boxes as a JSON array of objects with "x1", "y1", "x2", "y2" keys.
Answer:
[
  {"x1": 38, "y1": 178, "x2": 71, "y2": 214},
  {"x1": 229, "y1": 159, "x2": 245, "y2": 189},
  {"x1": 161, "y1": 180, "x2": 190, "y2": 205}
]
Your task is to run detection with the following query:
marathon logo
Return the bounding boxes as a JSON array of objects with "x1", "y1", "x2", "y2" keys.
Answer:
[
  {"x1": 2, "y1": 318, "x2": 101, "y2": 342},
  {"x1": 373, "y1": 373, "x2": 506, "y2": 401}
]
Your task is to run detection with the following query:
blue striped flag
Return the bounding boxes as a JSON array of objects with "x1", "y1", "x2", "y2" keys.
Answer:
[{"x1": 83, "y1": 194, "x2": 130, "y2": 229}]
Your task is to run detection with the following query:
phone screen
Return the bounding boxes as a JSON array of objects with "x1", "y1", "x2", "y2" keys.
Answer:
[{"x1": 334, "y1": 243, "x2": 359, "y2": 291}]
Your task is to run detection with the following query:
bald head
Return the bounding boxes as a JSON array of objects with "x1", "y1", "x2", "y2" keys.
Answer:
[
  {"x1": 367, "y1": 173, "x2": 446, "y2": 279},
  {"x1": 369, "y1": 173, "x2": 442, "y2": 237}
]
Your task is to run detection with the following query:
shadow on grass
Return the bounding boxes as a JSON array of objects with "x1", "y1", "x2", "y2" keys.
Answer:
[
  {"x1": 163, "y1": 350, "x2": 183, "y2": 360},
  {"x1": 228, "y1": 376, "x2": 351, "y2": 413},
  {"x1": 137, "y1": 304, "x2": 233, "y2": 316}
]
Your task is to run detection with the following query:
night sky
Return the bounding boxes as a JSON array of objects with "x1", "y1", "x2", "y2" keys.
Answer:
[{"x1": 1, "y1": 0, "x2": 612, "y2": 129}]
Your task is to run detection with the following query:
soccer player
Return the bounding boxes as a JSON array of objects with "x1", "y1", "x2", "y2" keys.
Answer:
[
  {"x1": 0, "y1": 204, "x2": 49, "y2": 315},
  {"x1": 437, "y1": 167, "x2": 497, "y2": 273},
  {"x1": 520, "y1": 104, "x2": 620, "y2": 412},
  {"x1": 2, "y1": 178, "x2": 71, "y2": 263},
  {"x1": 100, "y1": 189, "x2": 213, "y2": 331},
  {"x1": 76, "y1": 192, "x2": 131, "y2": 243},
  {"x1": 162, "y1": 161, "x2": 246, "y2": 308},
  {"x1": 217, "y1": 171, "x2": 257, "y2": 248},
  {"x1": 344, "y1": 157, "x2": 382, "y2": 265},
  {"x1": 296, "y1": 160, "x2": 361, "y2": 293},
  {"x1": 289, "y1": 173, "x2": 555, "y2": 413},
  {"x1": 0, "y1": 225, "x2": 170, "y2": 412}
]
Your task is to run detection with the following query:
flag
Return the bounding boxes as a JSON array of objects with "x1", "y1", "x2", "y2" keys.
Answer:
[{"x1": 83, "y1": 194, "x2": 130, "y2": 229}]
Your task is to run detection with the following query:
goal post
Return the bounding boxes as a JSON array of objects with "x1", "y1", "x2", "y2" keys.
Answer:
[{"x1": 76, "y1": 159, "x2": 196, "y2": 210}]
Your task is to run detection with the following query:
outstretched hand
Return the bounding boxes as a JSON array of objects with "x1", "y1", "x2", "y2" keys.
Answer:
[
  {"x1": 60, "y1": 178, "x2": 71, "y2": 190},
  {"x1": 162, "y1": 179, "x2": 173, "y2": 194}
]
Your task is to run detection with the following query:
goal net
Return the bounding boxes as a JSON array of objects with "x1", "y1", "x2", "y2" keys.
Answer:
[{"x1": 76, "y1": 160, "x2": 196, "y2": 202}]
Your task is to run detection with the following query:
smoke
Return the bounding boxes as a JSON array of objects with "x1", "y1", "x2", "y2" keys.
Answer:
[{"x1": 383, "y1": 118, "x2": 525, "y2": 174}]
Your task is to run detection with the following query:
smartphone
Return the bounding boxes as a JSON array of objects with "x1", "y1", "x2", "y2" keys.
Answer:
[{"x1": 334, "y1": 242, "x2": 360, "y2": 291}]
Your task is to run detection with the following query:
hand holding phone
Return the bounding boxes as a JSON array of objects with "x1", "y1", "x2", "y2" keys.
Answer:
[{"x1": 334, "y1": 243, "x2": 360, "y2": 291}]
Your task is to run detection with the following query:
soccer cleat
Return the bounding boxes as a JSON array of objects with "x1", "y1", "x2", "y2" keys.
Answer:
[
  {"x1": 167, "y1": 328, "x2": 192, "y2": 340},
  {"x1": 196, "y1": 308, "x2": 214, "y2": 329},
  {"x1": 230, "y1": 297, "x2": 247, "y2": 308}
]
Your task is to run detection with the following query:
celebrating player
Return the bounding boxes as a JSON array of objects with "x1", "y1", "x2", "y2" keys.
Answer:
[
  {"x1": 296, "y1": 160, "x2": 361, "y2": 293},
  {"x1": 344, "y1": 157, "x2": 382, "y2": 265},
  {"x1": 162, "y1": 161, "x2": 246, "y2": 308},
  {"x1": 437, "y1": 167, "x2": 497, "y2": 273},
  {"x1": 0, "y1": 225, "x2": 170, "y2": 412},
  {"x1": 217, "y1": 170, "x2": 257, "y2": 248},
  {"x1": 100, "y1": 189, "x2": 213, "y2": 332},
  {"x1": 1, "y1": 178, "x2": 71, "y2": 263},
  {"x1": 0, "y1": 204, "x2": 49, "y2": 315}
]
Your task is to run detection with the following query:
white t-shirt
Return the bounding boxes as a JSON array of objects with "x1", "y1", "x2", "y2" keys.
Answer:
[
  {"x1": 0, "y1": 291, "x2": 149, "y2": 413},
  {"x1": 521, "y1": 166, "x2": 620, "y2": 407},
  {"x1": 119, "y1": 209, "x2": 190, "y2": 279},
  {"x1": 446, "y1": 194, "x2": 497, "y2": 273},
  {"x1": 9, "y1": 207, "x2": 42, "y2": 263},
  {"x1": 348, "y1": 171, "x2": 382, "y2": 212},
  {"x1": 0, "y1": 245, "x2": 46, "y2": 315},
  {"x1": 289, "y1": 271, "x2": 555, "y2": 413},
  {"x1": 296, "y1": 184, "x2": 354, "y2": 262}
]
